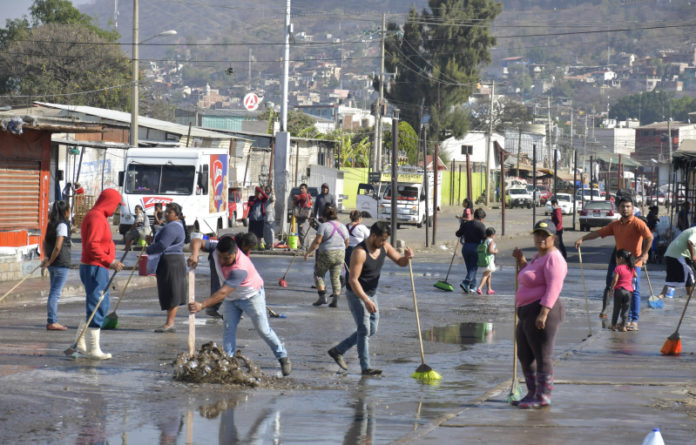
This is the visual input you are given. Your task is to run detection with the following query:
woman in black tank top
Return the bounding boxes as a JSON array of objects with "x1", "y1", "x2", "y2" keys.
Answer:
[{"x1": 348, "y1": 241, "x2": 385, "y2": 296}]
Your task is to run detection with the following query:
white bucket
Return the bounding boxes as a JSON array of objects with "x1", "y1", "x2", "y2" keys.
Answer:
[{"x1": 665, "y1": 286, "x2": 675, "y2": 298}]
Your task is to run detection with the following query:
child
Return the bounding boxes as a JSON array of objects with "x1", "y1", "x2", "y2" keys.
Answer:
[
  {"x1": 608, "y1": 249, "x2": 637, "y2": 331},
  {"x1": 476, "y1": 227, "x2": 498, "y2": 295},
  {"x1": 124, "y1": 204, "x2": 150, "y2": 251}
]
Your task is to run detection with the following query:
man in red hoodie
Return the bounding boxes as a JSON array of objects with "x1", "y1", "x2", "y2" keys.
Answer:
[{"x1": 76, "y1": 188, "x2": 124, "y2": 359}]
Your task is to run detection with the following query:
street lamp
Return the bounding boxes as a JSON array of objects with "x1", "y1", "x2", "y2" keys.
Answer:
[{"x1": 131, "y1": 1, "x2": 176, "y2": 147}]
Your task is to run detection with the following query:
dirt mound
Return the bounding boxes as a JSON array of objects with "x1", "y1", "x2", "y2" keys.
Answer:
[{"x1": 173, "y1": 342, "x2": 266, "y2": 386}]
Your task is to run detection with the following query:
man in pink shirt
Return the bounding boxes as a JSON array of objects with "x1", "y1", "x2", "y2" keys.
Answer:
[{"x1": 188, "y1": 236, "x2": 291, "y2": 376}]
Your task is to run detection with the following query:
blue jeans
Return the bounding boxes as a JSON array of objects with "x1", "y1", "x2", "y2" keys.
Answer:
[
  {"x1": 461, "y1": 242, "x2": 479, "y2": 290},
  {"x1": 335, "y1": 289, "x2": 379, "y2": 371},
  {"x1": 604, "y1": 255, "x2": 641, "y2": 322},
  {"x1": 222, "y1": 288, "x2": 287, "y2": 359},
  {"x1": 79, "y1": 264, "x2": 111, "y2": 328},
  {"x1": 47, "y1": 266, "x2": 69, "y2": 324}
]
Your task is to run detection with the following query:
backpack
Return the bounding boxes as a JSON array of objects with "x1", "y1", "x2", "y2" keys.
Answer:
[{"x1": 477, "y1": 240, "x2": 492, "y2": 267}]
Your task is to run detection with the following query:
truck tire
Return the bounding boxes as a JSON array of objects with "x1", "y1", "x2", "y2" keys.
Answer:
[
  {"x1": 396, "y1": 223, "x2": 402, "y2": 229},
  {"x1": 527, "y1": 203, "x2": 532, "y2": 209},
  {"x1": 361, "y1": 211, "x2": 371, "y2": 218},
  {"x1": 417, "y1": 215, "x2": 425, "y2": 228},
  {"x1": 229, "y1": 212, "x2": 237, "y2": 227}
]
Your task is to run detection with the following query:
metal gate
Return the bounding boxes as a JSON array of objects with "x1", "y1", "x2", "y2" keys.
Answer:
[{"x1": 0, "y1": 161, "x2": 41, "y2": 229}]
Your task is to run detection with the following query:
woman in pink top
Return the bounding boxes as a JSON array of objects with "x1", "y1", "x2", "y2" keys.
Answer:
[
  {"x1": 608, "y1": 249, "x2": 636, "y2": 332},
  {"x1": 511, "y1": 219, "x2": 567, "y2": 409}
]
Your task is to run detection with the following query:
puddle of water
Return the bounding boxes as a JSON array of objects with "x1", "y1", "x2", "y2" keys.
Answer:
[{"x1": 423, "y1": 322, "x2": 495, "y2": 345}]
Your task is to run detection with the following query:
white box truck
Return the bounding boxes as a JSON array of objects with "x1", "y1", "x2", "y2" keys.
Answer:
[
  {"x1": 377, "y1": 169, "x2": 441, "y2": 228},
  {"x1": 118, "y1": 147, "x2": 229, "y2": 235}
]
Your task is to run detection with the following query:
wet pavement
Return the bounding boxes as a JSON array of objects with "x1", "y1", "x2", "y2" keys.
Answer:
[{"x1": 1, "y1": 207, "x2": 695, "y2": 444}]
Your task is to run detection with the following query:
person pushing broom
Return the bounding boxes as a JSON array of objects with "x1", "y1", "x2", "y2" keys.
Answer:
[{"x1": 327, "y1": 221, "x2": 413, "y2": 376}]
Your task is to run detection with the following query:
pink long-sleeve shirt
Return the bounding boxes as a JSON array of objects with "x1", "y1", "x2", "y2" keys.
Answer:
[{"x1": 516, "y1": 249, "x2": 567, "y2": 308}]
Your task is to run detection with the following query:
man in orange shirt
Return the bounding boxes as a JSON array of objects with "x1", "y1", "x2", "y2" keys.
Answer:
[{"x1": 575, "y1": 197, "x2": 652, "y2": 331}]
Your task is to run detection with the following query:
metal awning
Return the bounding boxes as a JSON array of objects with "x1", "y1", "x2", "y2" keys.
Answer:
[{"x1": 593, "y1": 152, "x2": 642, "y2": 168}]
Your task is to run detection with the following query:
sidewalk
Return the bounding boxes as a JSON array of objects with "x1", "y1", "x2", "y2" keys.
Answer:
[{"x1": 392, "y1": 295, "x2": 696, "y2": 444}]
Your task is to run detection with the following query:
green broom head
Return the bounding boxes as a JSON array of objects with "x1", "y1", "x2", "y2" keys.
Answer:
[
  {"x1": 507, "y1": 381, "x2": 523, "y2": 403},
  {"x1": 434, "y1": 281, "x2": 454, "y2": 292},
  {"x1": 411, "y1": 363, "x2": 442, "y2": 383},
  {"x1": 102, "y1": 314, "x2": 118, "y2": 330}
]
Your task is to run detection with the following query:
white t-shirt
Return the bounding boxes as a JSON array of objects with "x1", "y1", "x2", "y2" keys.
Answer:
[
  {"x1": 56, "y1": 222, "x2": 69, "y2": 237},
  {"x1": 346, "y1": 223, "x2": 370, "y2": 248}
]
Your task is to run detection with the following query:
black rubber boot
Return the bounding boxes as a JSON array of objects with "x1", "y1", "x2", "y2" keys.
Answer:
[
  {"x1": 312, "y1": 290, "x2": 327, "y2": 306},
  {"x1": 328, "y1": 294, "x2": 338, "y2": 308}
]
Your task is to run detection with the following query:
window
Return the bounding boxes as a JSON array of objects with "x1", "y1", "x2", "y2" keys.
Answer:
[{"x1": 125, "y1": 164, "x2": 195, "y2": 195}]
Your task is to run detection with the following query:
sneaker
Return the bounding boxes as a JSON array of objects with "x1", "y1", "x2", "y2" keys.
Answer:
[
  {"x1": 361, "y1": 368, "x2": 383, "y2": 376},
  {"x1": 279, "y1": 357, "x2": 292, "y2": 376},
  {"x1": 328, "y1": 347, "x2": 348, "y2": 370},
  {"x1": 205, "y1": 307, "x2": 224, "y2": 319},
  {"x1": 487, "y1": 290, "x2": 496, "y2": 295},
  {"x1": 460, "y1": 283, "x2": 469, "y2": 293}
]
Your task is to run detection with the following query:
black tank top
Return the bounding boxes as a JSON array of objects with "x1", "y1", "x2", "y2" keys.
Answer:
[{"x1": 348, "y1": 240, "x2": 386, "y2": 295}]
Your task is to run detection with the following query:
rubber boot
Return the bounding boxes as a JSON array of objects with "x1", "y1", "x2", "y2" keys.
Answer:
[
  {"x1": 312, "y1": 290, "x2": 327, "y2": 306},
  {"x1": 511, "y1": 372, "x2": 536, "y2": 406},
  {"x1": 85, "y1": 328, "x2": 112, "y2": 360},
  {"x1": 279, "y1": 357, "x2": 292, "y2": 376},
  {"x1": 520, "y1": 373, "x2": 552, "y2": 409},
  {"x1": 328, "y1": 294, "x2": 338, "y2": 308},
  {"x1": 73, "y1": 320, "x2": 87, "y2": 353}
]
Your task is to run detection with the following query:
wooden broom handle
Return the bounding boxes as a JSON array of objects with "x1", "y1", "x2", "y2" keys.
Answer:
[{"x1": 408, "y1": 259, "x2": 427, "y2": 364}]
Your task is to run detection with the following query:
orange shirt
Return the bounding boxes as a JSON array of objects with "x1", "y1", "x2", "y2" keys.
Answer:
[{"x1": 597, "y1": 216, "x2": 652, "y2": 266}]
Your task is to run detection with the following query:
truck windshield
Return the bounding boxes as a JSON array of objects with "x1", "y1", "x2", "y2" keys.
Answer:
[
  {"x1": 125, "y1": 164, "x2": 196, "y2": 195},
  {"x1": 383, "y1": 185, "x2": 418, "y2": 200}
]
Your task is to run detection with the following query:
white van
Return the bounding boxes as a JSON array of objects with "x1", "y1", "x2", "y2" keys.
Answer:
[{"x1": 119, "y1": 147, "x2": 229, "y2": 235}]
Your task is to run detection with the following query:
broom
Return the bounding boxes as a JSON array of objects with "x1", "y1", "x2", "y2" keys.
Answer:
[
  {"x1": 0, "y1": 264, "x2": 41, "y2": 304},
  {"x1": 408, "y1": 258, "x2": 442, "y2": 383},
  {"x1": 577, "y1": 247, "x2": 593, "y2": 337},
  {"x1": 660, "y1": 285, "x2": 694, "y2": 356},
  {"x1": 507, "y1": 263, "x2": 523, "y2": 403},
  {"x1": 278, "y1": 250, "x2": 301, "y2": 287},
  {"x1": 433, "y1": 248, "x2": 457, "y2": 292},
  {"x1": 103, "y1": 245, "x2": 146, "y2": 330}
]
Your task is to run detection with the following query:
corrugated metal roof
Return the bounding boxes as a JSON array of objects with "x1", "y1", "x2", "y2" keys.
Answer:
[{"x1": 34, "y1": 102, "x2": 232, "y2": 139}]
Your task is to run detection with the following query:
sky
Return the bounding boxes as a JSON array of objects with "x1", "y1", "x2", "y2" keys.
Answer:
[{"x1": 0, "y1": 0, "x2": 92, "y2": 24}]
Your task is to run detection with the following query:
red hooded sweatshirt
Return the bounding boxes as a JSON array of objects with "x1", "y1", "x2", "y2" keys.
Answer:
[{"x1": 81, "y1": 188, "x2": 122, "y2": 268}]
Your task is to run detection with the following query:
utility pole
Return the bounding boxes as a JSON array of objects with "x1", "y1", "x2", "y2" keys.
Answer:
[
  {"x1": 130, "y1": 0, "x2": 139, "y2": 147},
  {"x1": 248, "y1": 48, "x2": 252, "y2": 91},
  {"x1": 546, "y1": 96, "x2": 552, "y2": 170},
  {"x1": 486, "y1": 81, "x2": 494, "y2": 203},
  {"x1": 274, "y1": 0, "x2": 292, "y2": 238},
  {"x1": 583, "y1": 114, "x2": 588, "y2": 186},
  {"x1": 373, "y1": 13, "x2": 386, "y2": 173},
  {"x1": 423, "y1": 125, "x2": 429, "y2": 248},
  {"x1": 390, "y1": 110, "x2": 399, "y2": 245}
]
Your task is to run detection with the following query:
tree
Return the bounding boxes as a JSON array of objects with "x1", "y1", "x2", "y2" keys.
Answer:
[
  {"x1": 0, "y1": 23, "x2": 130, "y2": 109},
  {"x1": 383, "y1": 120, "x2": 419, "y2": 164},
  {"x1": 384, "y1": 0, "x2": 502, "y2": 140}
]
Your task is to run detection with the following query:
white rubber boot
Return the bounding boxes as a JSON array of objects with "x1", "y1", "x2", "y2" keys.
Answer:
[
  {"x1": 85, "y1": 328, "x2": 112, "y2": 360},
  {"x1": 73, "y1": 321, "x2": 87, "y2": 353}
]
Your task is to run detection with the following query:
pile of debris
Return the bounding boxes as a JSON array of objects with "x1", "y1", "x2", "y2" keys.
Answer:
[{"x1": 173, "y1": 342, "x2": 265, "y2": 386}]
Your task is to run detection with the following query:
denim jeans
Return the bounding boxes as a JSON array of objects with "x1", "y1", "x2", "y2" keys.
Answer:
[
  {"x1": 603, "y1": 254, "x2": 641, "y2": 322},
  {"x1": 47, "y1": 266, "x2": 69, "y2": 324},
  {"x1": 461, "y1": 242, "x2": 479, "y2": 290},
  {"x1": 222, "y1": 288, "x2": 287, "y2": 359},
  {"x1": 335, "y1": 289, "x2": 379, "y2": 371},
  {"x1": 79, "y1": 264, "x2": 111, "y2": 328}
]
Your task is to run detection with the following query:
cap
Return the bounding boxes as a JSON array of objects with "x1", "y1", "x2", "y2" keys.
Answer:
[
  {"x1": 321, "y1": 183, "x2": 329, "y2": 189},
  {"x1": 532, "y1": 219, "x2": 556, "y2": 236}
]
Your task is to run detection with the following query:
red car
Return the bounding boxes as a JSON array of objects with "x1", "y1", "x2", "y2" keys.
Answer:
[
  {"x1": 228, "y1": 188, "x2": 249, "y2": 227},
  {"x1": 538, "y1": 185, "x2": 552, "y2": 205}
]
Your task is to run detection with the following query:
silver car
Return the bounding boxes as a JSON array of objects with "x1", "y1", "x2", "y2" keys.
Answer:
[{"x1": 579, "y1": 201, "x2": 620, "y2": 231}]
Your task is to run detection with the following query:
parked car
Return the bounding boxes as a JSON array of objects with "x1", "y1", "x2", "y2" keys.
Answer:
[
  {"x1": 228, "y1": 187, "x2": 249, "y2": 227},
  {"x1": 286, "y1": 186, "x2": 319, "y2": 222},
  {"x1": 538, "y1": 185, "x2": 552, "y2": 205},
  {"x1": 507, "y1": 187, "x2": 533, "y2": 208},
  {"x1": 579, "y1": 200, "x2": 620, "y2": 231},
  {"x1": 575, "y1": 188, "x2": 602, "y2": 202},
  {"x1": 544, "y1": 193, "x2": 574, "y2": 215},
  {"x1": 525, "y1": 185, "x2": 542, "y2": 207}
]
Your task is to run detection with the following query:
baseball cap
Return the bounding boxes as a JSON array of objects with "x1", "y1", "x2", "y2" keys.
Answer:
[{"x1": 532, "y1": 219, "x2": 556, "y2": 236}]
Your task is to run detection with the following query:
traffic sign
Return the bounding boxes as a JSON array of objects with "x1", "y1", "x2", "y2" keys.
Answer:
[{"x1": 243, "y1": 93, "x2": 259, "y2": 112}]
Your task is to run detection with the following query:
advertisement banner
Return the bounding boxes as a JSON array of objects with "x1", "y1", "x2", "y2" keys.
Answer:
[{"x1": 209, "y1": 154, "x2": 228, "y2": 213}]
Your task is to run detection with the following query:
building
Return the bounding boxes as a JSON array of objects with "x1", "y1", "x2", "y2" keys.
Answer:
[{"x1": 633, "y1": 121, "x2": 696, "y2": 164}]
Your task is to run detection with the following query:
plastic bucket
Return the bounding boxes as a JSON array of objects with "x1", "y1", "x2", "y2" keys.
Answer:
[
  {"x1": 665, "y1": 286, "x2": 675, "y2": 298},
  {"x1": 138, "y1": 254, "x2": 149, "y2": 276},
  {"x1": 288, "y1": 234, "x2": 298, "y2": 250}
]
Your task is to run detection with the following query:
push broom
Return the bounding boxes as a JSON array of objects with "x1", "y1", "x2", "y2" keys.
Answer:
[
  {"x1": 507, "y1": 263, "x2": 523, "y2": 403},
  {"x1": 434, "y1": 248, "x2": 457, "y2": 292},
  {"x1": 661, "y1": 285, "x2": 694, "y2": 356},
  {"x1": 408, "y1": 258, "x2": 442, "y2": 383},
  {"x1": 65, "y1": 251, "x2": 129, "y2": 358},
  {"x1": 0, "y1": 264, "x2": 41, "y2": 304},
  {"x1": 103, "y1": 245, "x2": 147, "y2": 330},
  {"x1": 278, "y1": 250, "x2": 300, "y2": 288}
]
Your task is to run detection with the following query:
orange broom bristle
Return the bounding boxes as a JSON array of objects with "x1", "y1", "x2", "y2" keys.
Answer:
[{"x1": 660, "y1": 338, "x2": 682, "y2": 356}]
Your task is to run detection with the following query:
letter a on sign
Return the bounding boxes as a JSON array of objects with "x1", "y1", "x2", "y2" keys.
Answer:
[{"x1": 243, "y1": 93, "x2": 259, "y2": 112}]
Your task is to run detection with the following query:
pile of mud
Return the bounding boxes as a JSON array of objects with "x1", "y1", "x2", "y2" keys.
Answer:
[{"x1": 173, "y1": 342, "x2": 266, "y2": 386}]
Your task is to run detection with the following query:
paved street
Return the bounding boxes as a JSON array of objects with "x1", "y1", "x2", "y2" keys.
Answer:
[{"x1": 1, "y1": 205, "x2": 694, "y2": 444}]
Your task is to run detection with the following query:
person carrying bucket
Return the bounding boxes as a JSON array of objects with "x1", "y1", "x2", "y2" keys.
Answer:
[
  {"x1": 656, "y1": 226, "x2": 696, "y2": 300},
  {"x1": 455, "y1": 208, "x2": 487, "y2": 293}
]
